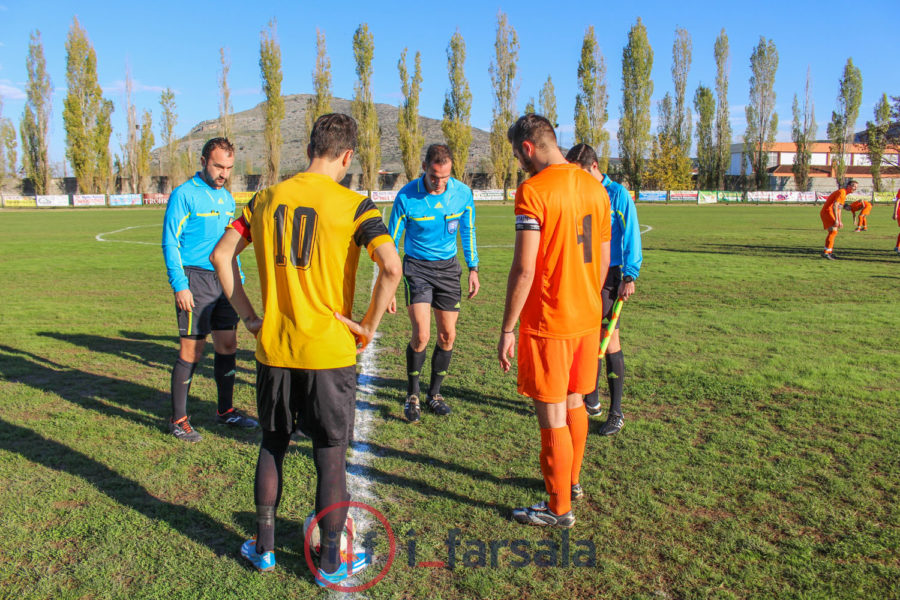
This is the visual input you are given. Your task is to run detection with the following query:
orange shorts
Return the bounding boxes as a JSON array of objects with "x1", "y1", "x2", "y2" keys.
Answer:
[
  {"x1": 517, "y1": 329, "x2": 601, "y2": 403},
  {"x1": 820, "y1": 209, "x2": 836, "y2": 230}
]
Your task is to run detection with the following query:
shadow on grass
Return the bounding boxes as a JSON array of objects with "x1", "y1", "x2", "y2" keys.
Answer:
[
  {"x1": 36, "y1": 330, "x2": 257, "y2": 385},
  {"x1": 0, "y1": 417, "x2": 247, "y2": 564},
  {"x1": 0, "y1": 344, "x2": 256, "y2": 442},
  {"x1": 657, "y1": 243, "x2": 900, "y2": 263}
]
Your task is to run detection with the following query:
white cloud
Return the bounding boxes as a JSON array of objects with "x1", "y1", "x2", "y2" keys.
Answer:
[{"x1": 0, "y1": 80, "x2": 26, "y2": 100}]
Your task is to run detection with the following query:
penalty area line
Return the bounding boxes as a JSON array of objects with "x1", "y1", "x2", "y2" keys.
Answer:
[{"x1": 95, "y1": 224, "x2": 160, "y2": 245}]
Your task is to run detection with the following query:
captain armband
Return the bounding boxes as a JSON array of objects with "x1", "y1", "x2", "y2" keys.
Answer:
[{"x1": 515, "y1": 215, "x2": 541, "y2": 231}]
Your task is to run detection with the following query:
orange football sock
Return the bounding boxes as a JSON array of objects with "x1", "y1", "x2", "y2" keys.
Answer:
[
  {"x1": 567, "y1": 405, "x2": 588, "y2": 486},
  {"x1": 824, "y1": 230, "x2": 837, "y2": 251},
  {"x1": 895, "y1": 232, "x2": 900, "y2": 249},
  {"x1": 539, "y1": 426, "x2": 573, "y2": 515}
]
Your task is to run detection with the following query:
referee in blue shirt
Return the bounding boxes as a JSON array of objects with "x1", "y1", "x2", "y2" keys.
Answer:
[
  {"x1": 387, "y1": 144, "x2": 480, "y2": 422},
  {"x1": 161, "y1": 138, "x2": 258, "y2": 442},
  {"x1": 566, "y1": 143, "x2": 643, "y2": 436}
]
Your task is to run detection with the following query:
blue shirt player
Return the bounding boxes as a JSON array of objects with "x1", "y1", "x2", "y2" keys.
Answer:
[
  {"x1": 566, "y1": 143, "x2": 643, "y2": 436},
  {"x1": 387, "y1": 143, "x2": 480, "y2": 423},
  {"x1": 161, "y1": 137, "x2": 257, "y2": 442}
]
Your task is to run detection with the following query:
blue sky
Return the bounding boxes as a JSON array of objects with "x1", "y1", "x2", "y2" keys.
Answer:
[{"x1": 0, "y1": 0, "x2": 897, "y2": 169}]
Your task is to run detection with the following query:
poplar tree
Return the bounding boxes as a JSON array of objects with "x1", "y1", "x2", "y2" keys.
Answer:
[
  {"x1": 352, "y1": 23, "x2": 380, "y2": 191},
  {"x1": 122, "y1": 67, "x2": 139, "y2": 192},
  {"x1": 259, "y1": 19, "x2": 284, "y2": 186},
  {"x1": 397, "y1": 48, "x2": 424, "y2": 183},
  {"x1": 713, "y1": 29, "x2": 731, "y2": 190},
  {"x1": 791, "y1": 67, "x2": 816, "y2": 192},
  {"x1": 20, "y1": 30, "x2": 52, "y2": 194},
  {"x1": 489, "y1": 11, "x2": 519, "y2": 191},
  {"x1": 441, "y1": 30, "x2": 472, "y2": 182},
  {"x1": 743, "y1": 37, "x2": 778, "y2": 191},
  {"x1": 525, "y1": 98, "x2": 535, "y2": 114},
  {"x1": 827, "y1": 57, "x2": 862, "y2": 186},
  {"x1": 137, "y1": 110, "x2": 154, "y2": 193},
  {"x1": 539, "y1": 75, "x2": 558, "y2": 128},
  {"x1": 305, "y1": 29, "x2": 332, "y2": 141},
  {"x1": 219, "y1": 47, "x2": 233, "y2": 141},
  {"x1": 1, "y1": 96, "x2": 19, "y2": 196},
  {"x1": 63, "y1": 17, "x2": 114, "y2": 193},
  {"x1": 864, "y1": 94, "x2": 891, "y2": 191},
  {"x1": 671, "y1": 28, "x2": 693, "y2": 167},
  {"x1": 574, "y1": 26, "x2": 610, "y2": 171},
  {"x1": 694, "y1": 84, "x2": 715, "y2": 189},
  {"x1": 618, "y1": 18, "x2": 654, "y2": 194},
  {"x1": 647, "y1": 93, "x2": 692, "y2": 190},
  {"x1": 159, "y1": 88, "x2": 178, "y2": 190}
]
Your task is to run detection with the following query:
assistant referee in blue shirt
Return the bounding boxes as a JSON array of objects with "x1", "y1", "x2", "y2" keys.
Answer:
[{"x1": 387, "y1": 144, "x2": 480, "y2": 423}]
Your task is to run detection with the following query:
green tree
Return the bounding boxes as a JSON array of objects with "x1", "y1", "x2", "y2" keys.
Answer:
[
  {"x1": 352, "y1": 23, "x2": 380, "y2": 191},
  {"x1": 489, "y1": 11, "x2": 519, "y2": 192},
  {"x1": 574, "y1": 26, "x2": 610, "y2": 172},
  {"x1": 20, "y1": 30, "x2": 52, "y2": 194},
  {"x1": 259, "y1": 18, "x2": 284, "y2": 186},
  {"x1": 219, "y1": 48, "x2": 233, "y2": 141},
  {"x1": 618, "y1": 18, "x2": 654, "y2": 195},
  {"x1": 671, "y1": 28, "x2": 693, "y2": 168},
  {"x1": 648, "y1": 94, "x2": 692, "y2": 190},
  {"x1": 1, "y1": 95, "x2": 19, "y2": 198},
  {"x1": 743, "y1": 37, "x2": 778, "y2": 191},
  {"x1": 305, "y1": 29, "x2": 332, "y2": 142},
  {"x1": 827, "y1": 57, "x2": 863, "y2": 186},
  {"x1": 63, "y1": 17, "x2": 114, "y2": 193},
  {"x1": 694, "y1": 84, "x2": 715, "y2": 189},
  {"x1": 441, "y1": 30, "x2": 472, "y2": 182},
  {"x1": 791, "y1": 67, "x2": 817, "y2": 192},
  {"x1": 524, "y1": 97, "x2": 535, "y2": 114},
  {"x1": 713, "y1": 29, "x2": 731, "y2": 190},
  {"x1": 137, "y1": 110, "x2": 154, "y2": 193},
  {"x1": 539, "y1": 75, "x2": 557, "y2": 127},
  {"x1": 864, "y1": 94, "x2": 891, "y2": 191},
  {"x1": 397, "y1": 48, "x2": 424, "y2": 183},
  {"x1": 122, "y1": 67, "x2": 139, "y2": 192},
  {"x1": 159, "y1": 88, "x2": 178, "y2": 190}
]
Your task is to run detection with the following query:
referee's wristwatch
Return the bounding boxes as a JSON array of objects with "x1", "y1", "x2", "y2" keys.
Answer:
[
  {"x1": 469, "y1": 266, "x2": 479, "y2": 272},
  {"x1": 622, "y1": 275, "x2": 634, "y2": 283}
]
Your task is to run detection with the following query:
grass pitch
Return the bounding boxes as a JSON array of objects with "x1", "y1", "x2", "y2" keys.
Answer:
[{"x1": 0, "y1": 204, "x2": 897, "y2": 599}]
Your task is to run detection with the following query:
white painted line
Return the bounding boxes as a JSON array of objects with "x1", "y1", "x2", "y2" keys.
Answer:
[
  {"x1": 95, "y1": 224, "x2": 160, "y2": 245},
  {"x1": 641, "y1": 224, "x2": 653, "y2": 234}
]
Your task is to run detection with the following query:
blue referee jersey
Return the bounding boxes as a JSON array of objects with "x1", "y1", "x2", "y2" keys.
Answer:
[
  {"x1": 602, "y1": 173, "x2": 643, "y2": 279},
  {"x1": 388, "y1": 176, "x2": 478, "y2": 268},
  {"x1": 162, "y1": 172, "x2": 242, "y2": 292}
]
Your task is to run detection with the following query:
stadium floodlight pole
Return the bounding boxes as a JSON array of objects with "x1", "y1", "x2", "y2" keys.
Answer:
[{"x1": 598, "y1": 298, "x2": 624, "y2": 359}]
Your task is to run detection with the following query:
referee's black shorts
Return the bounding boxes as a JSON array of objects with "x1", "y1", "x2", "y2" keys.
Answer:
[
  {"x1": 175, "y1": 266, "x2": 239, "y2": 338},
  {"x1": 601, "y1": 266, "x2": 623, "y2": 329},
  {"x1": 255, "y1": 362, "x2": 356, "y2": 447},
  {"x1": 402, "y1": 256, "x2": 462, "y2": 312}
]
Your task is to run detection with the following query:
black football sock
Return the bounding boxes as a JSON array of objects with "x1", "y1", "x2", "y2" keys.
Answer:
[
  {"x1": 583, "y1": 358, "x2": 602, "y2": 407},
  {"x1": 254, "y1": 430, "x2": 289, "y2": 555},
  {"x1": 427, "y1": 346, "x2": 453, "y2": 397},
  {"x1": 170, "y1": 357, "x2": 198, "y2": 421},
  {"x1": 406, "y1": 344, "x2": 427, "y2": 396},
  {"x1": 214, "y1": 352, "x2": 237, "y2": 414},
  {"x1": 313, "y1": 442, "x2": 350, "y2": 574},
  {"x1": 606, "y1": 350, "x2": 625, "y2": 416}
]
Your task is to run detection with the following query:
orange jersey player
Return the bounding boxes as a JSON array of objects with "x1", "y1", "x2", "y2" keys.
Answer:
[
  {"x1": 820, "y1": 179, "x2": 858, "y2": 259},
  {"x1": 893, "y1": 188, "x2": 900, "y2": 253},
  {"x1": 498, "y1": 114, "x2": 611, "y2": 528},
  {"x1": 847, "y1": 198, "x2": 872, "y2": 231}
]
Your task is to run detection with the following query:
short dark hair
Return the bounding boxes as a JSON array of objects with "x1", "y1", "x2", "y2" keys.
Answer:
[
  {"x1": 845, "y1": 179, "x2": 858, "y2": 187},
  {"x1": 201, "y1": 137, "x2": 235, "y2": 160},
  {"x1": 424, "y1": 143, "x2": 452, "y2": 166},
  {"x1": 507, "y1": 113, "x2": 557, "y2": 155},
  {"x1": 565, "y1": 143, "x2": 598, "y2": 169},
  {"x1": 309, "y1": 113, "x2": 358, "y2": 159}
]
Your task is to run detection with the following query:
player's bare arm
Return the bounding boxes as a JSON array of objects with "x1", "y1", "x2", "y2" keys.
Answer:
[
  {"x1": 467, "y1": 269, "x2": 480, "y2": 299},
  {"x1": 174, "y1": 289, "x2": 195, "y2": 311},
  {"x1": 498, "y1": 229, "x2": 540, "y2": 372},
  {"x1": 210, "y1": 228, "x2": 262, "y2": 336},
  {"x1": 334, "y1": 241, "x2": 402, "y2": 352}
]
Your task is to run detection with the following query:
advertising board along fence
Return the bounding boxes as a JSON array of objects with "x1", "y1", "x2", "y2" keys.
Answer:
[
  {"x1": 36, "y1": 195, "x2": 70, "y2": 208},
  {"x1": 108, "y1": 194, "x2": 142, "y2": 207},
  {"x1": 142, "y1": 193, "x2": 169, "y2": 205},
  {"x1": 2, "y1": 195, "x2": 37, "y2": 208},
  {"x1": 73, "y1": 194, "x2": 106, "y2": 207}
]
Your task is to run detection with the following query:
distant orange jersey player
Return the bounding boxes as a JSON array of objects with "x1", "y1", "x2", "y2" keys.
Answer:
[
  {"x1": 848, "y1": 198, "x2": 872, "y2": 231},
  {"x1": 819, "y1": 180, "x2": 857, "y2": 259},
  {"x1": 893, "y1": 188, "x2": 900, "y2": 252}
]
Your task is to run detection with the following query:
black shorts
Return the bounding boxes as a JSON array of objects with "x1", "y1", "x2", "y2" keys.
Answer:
[
  {"x1": 175, "y1": 267, "x2": 239, "y2": 338},
  {"x1": 256, "y1": 362, "x2": 357, "y2": 447},
  {"x1": 601, "y1": 266, "x2": 623, "y2": 330},
  {"x1": 402, "y1": 256, "x2": 462, "y2": 312}
]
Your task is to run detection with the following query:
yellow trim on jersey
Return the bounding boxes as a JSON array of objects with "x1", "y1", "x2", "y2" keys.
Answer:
[
  {"x1": 174, "y1": 213, "x2": 191, "y2": 240},
  {"x1": 366, "y1": 233, "x2": 393, "y2": 258},
  {"x1": 391, "y1": 214, "x2": 406, "y2": 241},
  {"x1": 196, "y1": 211, "x2": 218, "y2": 217},
  {"x1": 446, "y1": 211, "x2": 464, "y2": 219},
  {"x1": 410, "y1": 216, "x2": 435, "y2": 221}
]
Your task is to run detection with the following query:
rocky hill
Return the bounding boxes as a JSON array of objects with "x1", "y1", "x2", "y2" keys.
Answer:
[{"x1": 151, "y1": 94, "x2": 492, "y2": 180}]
